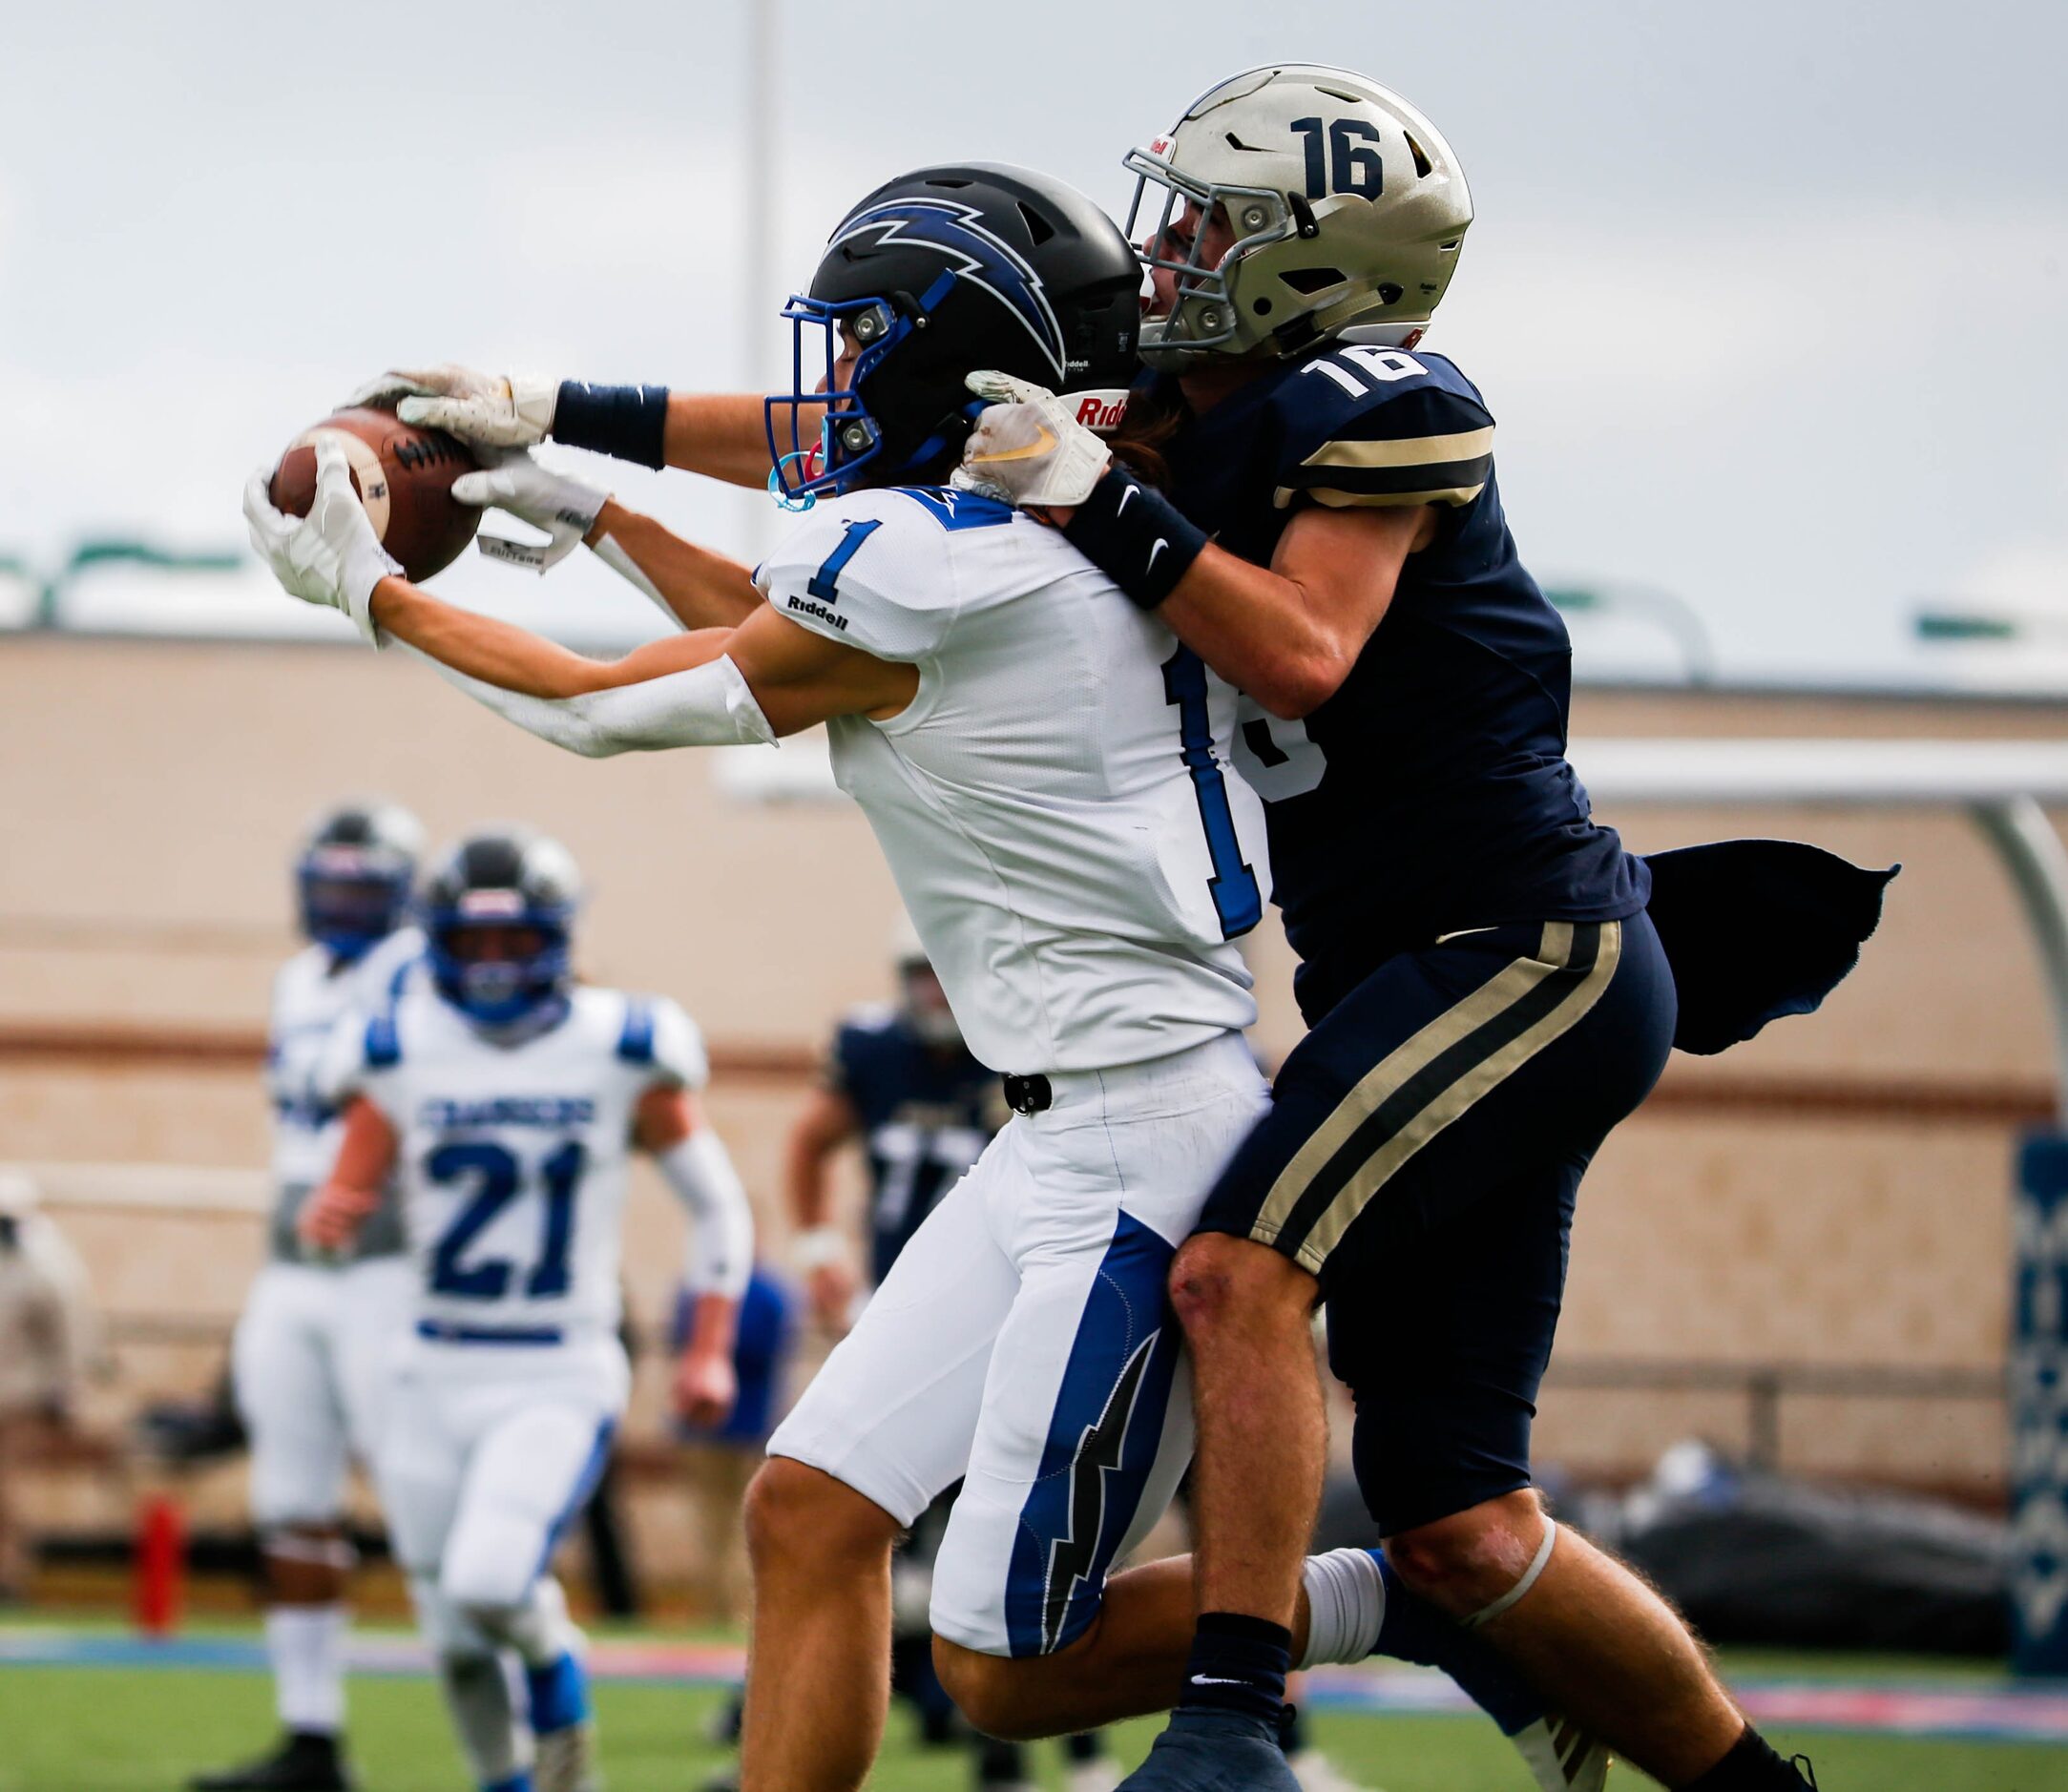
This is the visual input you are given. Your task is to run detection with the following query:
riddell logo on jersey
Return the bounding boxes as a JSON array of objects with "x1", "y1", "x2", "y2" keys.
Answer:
[
  {"x1": 787, "y1": 594, "x2": 848, "y2": 633},
  {"x1": 1075, "y1": 393, "x2": 1129, "y2": 430}
]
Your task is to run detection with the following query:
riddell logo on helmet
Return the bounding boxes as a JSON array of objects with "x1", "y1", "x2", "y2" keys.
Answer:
[{"x1": 1075, "y1": 393, "x2": 1129, "y2": 431}]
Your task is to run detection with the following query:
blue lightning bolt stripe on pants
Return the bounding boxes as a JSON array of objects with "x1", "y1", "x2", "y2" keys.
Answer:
[{"x1": 766, "y1": 1032, "x2": 1268, "y2": 1657}]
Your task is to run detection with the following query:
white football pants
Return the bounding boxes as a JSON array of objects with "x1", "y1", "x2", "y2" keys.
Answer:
[{"x1": 768, "y1": 1031, "x2": 1266, "y2": 1657}]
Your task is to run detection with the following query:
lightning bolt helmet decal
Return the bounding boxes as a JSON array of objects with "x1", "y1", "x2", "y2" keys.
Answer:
[{"x1": 829, "y1": 198, "x2": 1068, "y2": 383}]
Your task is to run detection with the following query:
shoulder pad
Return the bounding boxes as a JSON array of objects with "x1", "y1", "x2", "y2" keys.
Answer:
[
  {"x1": 360, "y1": 951, "x2": 420, "y2": 1071},
  {"x1": 756, "y1": 490, "x2": 961, "y2": 663},
  {"x1": 616, "y1": 994, "x2": 657, "y2": 1064},
  {"x1": 1270, "y1": 347, "x2": 1494, "y2": 512},
  {"x1": 636, "y1": 994, "x2": 709, "y2": 1091},
  {"x1": 364, "y1": 1009, "x2": 402, "y2": 1071}
]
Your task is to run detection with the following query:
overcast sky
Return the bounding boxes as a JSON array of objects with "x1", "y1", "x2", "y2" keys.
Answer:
[{"x1": 3, "y1": 1, "x2": 2065, "y2": 684}]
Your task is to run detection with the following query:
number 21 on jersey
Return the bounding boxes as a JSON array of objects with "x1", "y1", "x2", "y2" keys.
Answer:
[{"x1": 426, "y1": 1140, "x2": 584, "y2": 1301}]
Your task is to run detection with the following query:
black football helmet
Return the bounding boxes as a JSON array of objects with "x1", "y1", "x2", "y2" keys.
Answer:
[
  {"x1": 767, "y1": 163, "x2": 1142, "y2": 504},
  {"x1": 296, "y1": 801, "x2": 422, "y2": 961},
  {"x1": 421, "y1": 826, "x2": 582, "y2": 1027}
]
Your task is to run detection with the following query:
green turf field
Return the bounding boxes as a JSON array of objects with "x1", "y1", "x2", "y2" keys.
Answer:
[{"x1": 3, "y1": 1649, "x2": 2066, "y2": 1792}]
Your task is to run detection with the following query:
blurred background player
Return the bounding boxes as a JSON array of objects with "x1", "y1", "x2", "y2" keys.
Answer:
[
  {"x1": 299, "y1": 827, "x2": 753, "y2": 1792},
  {"x1": 194, "y1": 802, "x2": 424, "y2": 1792},
  {"x1": 784, "y1": 928, "x2": 1118, "y2": 1792},
  {"x1": 674, "y1": 1261, "x2": 799, "y2": 1634},
  {"x1": 0, "y1": 1172, "x2": 98, "y2": 1605},
  {"x1": 787, "y1": 922, "x2": 997, "y2": 1333}
]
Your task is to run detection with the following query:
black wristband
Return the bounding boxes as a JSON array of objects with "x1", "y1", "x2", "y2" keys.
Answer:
[
  {"x1": 552, "y1": 381, "x2": 671, "y2": 470},
  {"x1": 1060, "y1": 466, "x2": 1208, "y2": 610}
]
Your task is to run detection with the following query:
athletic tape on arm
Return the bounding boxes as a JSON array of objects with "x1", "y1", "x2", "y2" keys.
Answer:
[
  {"x1": 403, "y1": 646, "x2": 775, "y2": 756},
  {"x1": 653, "y1": 1130, "x2": 754, "y2": 1299}
]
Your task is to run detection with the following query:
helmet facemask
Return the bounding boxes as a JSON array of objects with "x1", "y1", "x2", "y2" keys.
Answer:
[
  {"x1": 296, "y1": 802, "x2": 420, "y2": 960},
  {"x1": 427, "y1": 897, "x2": 574, "y2": 1031},
  {"x1": 421, "y1": 829, "x2": 581, "y2": 1030},
  {"x1": 298, "y1": 851, "x2": 412, "y2": 960},
  {"x1": 766, "y1": 292, "x2": 933, "y2": 507},
  {"x1": 1124, "y1": 147, "x2": 1306, "y2": 362}
]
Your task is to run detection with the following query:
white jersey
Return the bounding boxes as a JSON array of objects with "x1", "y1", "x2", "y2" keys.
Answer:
[
  {"x1": 265, "y1": 927, "x2": 422, "y2": 1261},
  {"x1": 758, "y1": 486, "x2": 1269, "y2": 1073},
  {"x1": 318, "y1": 973, "x2": 708, "y2": 1349}
]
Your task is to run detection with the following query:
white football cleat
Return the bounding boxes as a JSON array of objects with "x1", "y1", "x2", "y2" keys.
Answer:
[
  {"x1": 1287, "y1": 1748, "x2": 1379, "y2": 1792},
  {"x1": 1510, "y1": 1715, "x2": 1612, "y2": 1791},
  {"x1": 1066, "y1": 1761, "x2": 1122, "y2": 1792}
]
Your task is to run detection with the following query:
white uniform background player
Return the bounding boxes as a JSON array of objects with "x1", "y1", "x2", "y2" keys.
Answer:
[
  {"x1": 303, "y1": 829, "x2": 752, "y2": 1792},
  {"x1": 200, "y1": 802, "x2": 423, "y2": 1792},
  {"x1": 240, "y1": 928, "x2": 420, "y2": 1530}
]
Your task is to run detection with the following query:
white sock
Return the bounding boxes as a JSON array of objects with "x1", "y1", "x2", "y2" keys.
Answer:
[
  {"x1": 1297, "y1": 1548, "x2": 1387, "y2": 1670},
  {"x1": 439, "y1": 1653, "x2": 525, "y2": 1784},
  {"x1": 267, "y1": 1604, "x2": 347, "y2": 1733}
]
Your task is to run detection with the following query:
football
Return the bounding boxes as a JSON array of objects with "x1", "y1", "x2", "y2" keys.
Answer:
[{"x1": 268, "y1": 406, "x2": 480, "y2": 581}]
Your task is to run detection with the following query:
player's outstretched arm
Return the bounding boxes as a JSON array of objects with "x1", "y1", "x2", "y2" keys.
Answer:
[
  {"x1": 1157, "y1": 506, "x2": 1437, "y2": 719},
  {"x1": 584, "y1": 498, "x2": 762, "y2": 632},
  {"x1": 354, "y1": 366, "x2": 771, "y2": 489},
  {"x1": 243, "y1": 441, "x2": 915, "y2": 751},
  {"x1": 366, "y1": 586, "x2": 917, "y2": 751},
  {"x1": 637, "y1": 1086, "x2": 751, "y2": 1427},
  {"x1": 295, "y1": 1097, "x2": 397, "y2": 1254},
  {"x1": 659, "y1": 392, "x2": 770, "y2": 488},
  {"x1": 961, "y1": 371, "x2": 1438, "y2": 719}
]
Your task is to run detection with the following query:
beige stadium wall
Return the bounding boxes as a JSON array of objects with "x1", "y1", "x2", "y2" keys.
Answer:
[{"x1": 3, "y1": 634, "x2": 2062, "y2": 1569}]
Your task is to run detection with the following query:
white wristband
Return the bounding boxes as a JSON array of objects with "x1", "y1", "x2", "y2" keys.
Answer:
[{"x1": 791, "y1": 1225, "x2": 846, "y2": 1272}]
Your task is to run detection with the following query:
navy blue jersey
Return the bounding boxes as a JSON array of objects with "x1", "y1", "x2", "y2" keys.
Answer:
[
  {"x1": 826, "y1": 1006, "x2": 1003, "y2": 1285},
  {"x1": 1155, "y1": 345, "x2": 1648, "y2": 1019}
]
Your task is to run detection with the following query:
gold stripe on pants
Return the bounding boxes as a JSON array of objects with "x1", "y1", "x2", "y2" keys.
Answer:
[{"x1": 1254, "y1": 921, "x2": 1622, "y2": 1274}]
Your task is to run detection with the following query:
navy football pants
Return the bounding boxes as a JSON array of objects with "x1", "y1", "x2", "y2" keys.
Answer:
[{"x1": 1197, "y1": 913, "x2": 1676, "y2": 1533}]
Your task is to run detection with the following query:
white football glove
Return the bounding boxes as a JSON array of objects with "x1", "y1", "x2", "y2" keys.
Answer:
[
  {"x1": 452, "y1": 448, "x2": 609, "y2": 573},
  {"x1": 955, "y1": 369, "x2": 1114, "y2": 509},
  {"x1": 241, "y1": 436, "x2": 399, "y2": 647},
  {"x1": 346, "y1": 364, "x2": 559, "y2": 449}
]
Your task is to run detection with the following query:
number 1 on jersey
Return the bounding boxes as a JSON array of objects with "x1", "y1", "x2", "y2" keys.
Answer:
[{"x1": 1162, "y1": 647, "x2": 1264, "y2": 939}]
